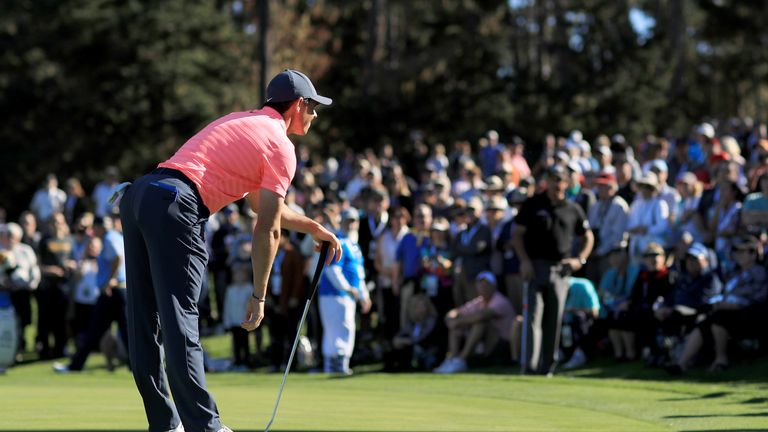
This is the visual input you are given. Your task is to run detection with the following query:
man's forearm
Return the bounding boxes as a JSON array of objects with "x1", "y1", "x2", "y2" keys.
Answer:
[
  {"x1": 512, "y1": 229, "x2": 530, "y2": 263},
  {"x1": 576, "y1": 230, "x2": 594, "y2": 262},
  {"x1": 280, "y1": 202, "x2": 321, "y2": 235},
  {"x1": 251, "y1": 226, "x2": 280, "y2": 299}
]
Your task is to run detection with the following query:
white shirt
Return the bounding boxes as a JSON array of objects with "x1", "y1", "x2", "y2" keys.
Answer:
[
  {"x1": 30, "y1": 187, "x2": 66, "y2": 222},
  {"x1": 222, "y1": 283, "x2": 253, "y2": 329},
  {"x1": 93, "y1": 181, "x2": 117, "y2": 218}
]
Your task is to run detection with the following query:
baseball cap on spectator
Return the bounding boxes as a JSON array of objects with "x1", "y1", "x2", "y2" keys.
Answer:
[
  {"x1": 566, "y1": 160, "x2": 582, "y2": 174},
  {"x1": 611, "y1": 134, "x2": 627, "y2": 147},
  {"x1": 686, "y1": 243, "x2": 709, "y2": 260},
  {"x1": 430, "y1": 217, "x2": 450, "y2": 232},
  {"x1": 676, "y1": 171, "x2": 698, "y2": 185},
  {"x1": 696, "y1": 122, "x2": 715, "y2": 139},
  {"x1": 593, "y1": 172, "x2": 617, "y2": 186},
  {"x1": 643, "y1": 242, "x2": 665, "y2": 257},
  {"x1": 475, "y1": 271, "x2": 497, "y2": 287},
  {"x1": 487, "y1": 196, "x2": 508, "y2": 211},
  {"x1": 434, "y1": 177, "x2": 451, "y2": 190},
  {"x1": 483, "y1": 176, "x2": 505, "y2": 192},
  {"x1": 647, "y1": 159, "x2": 668, "y2": 173},
  {"x1": 554, "y1": 151, "x2": 570, "y2": 164},
  {"x1": 466, "y1": 196, "x2": 484, "y2": 212},
  {"x1": 594, "y1": 146, "x2": 612, "y2": 157},
  {"x1": 635, "y1": 171, "x2": 660, "y2": 190},
  {"x1": 546, "y1": 165, "x2": 569, "y2": 180},
  {"x1": 266, "y1": 69, "x2": 332, "y2": 105},
  {"x1": 709, "y1": 152, "x2": 730, "y2": 164},
  {"x1": 519, "y1": 176, "x2": 535, "y2": 189},
  {"x1": 341, "y1": 207, "x2": 360, "y2": 221},
  {"x1": 507, "y1": 188, "x2": 528, "y2": 204}
]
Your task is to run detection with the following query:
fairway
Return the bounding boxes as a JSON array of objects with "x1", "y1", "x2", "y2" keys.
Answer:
[{"x1": 3, "y1": 351, "x2": 767, "y2": 432}]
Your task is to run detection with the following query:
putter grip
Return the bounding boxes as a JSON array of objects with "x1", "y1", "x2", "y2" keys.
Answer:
[{"x1": 307, "y1": 241, "x2": 330, "y2": 300}]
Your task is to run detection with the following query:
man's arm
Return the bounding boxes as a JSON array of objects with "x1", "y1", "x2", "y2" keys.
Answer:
[
  {"x1": 241, "y1": 189, "x2": 283, "y2": 331},
  {"x1": 250, "y1": 189, "x2": 282, "y2": 301},
  {"x1": 511, "y1": 225, "x2": 533, "y2": 281},
  {"x1": 561, "y1": 229, "x2": 594, "y2": 273},
  {"x1": 249, "y1": 196, "x2": 342, "y2": 264}
]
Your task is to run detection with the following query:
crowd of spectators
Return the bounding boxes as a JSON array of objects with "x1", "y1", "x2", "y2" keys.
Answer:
[{"x1": 1, "y1": 118, "x2": 767, "y2": 377}]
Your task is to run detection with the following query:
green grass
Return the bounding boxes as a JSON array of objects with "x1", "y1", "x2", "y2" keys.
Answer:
[{"x1": 3, "y1": 333, "x2": 768, "y2": 432}]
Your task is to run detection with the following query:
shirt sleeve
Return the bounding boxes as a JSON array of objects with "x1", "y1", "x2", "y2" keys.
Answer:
[
  {"x1": 573, "y1": 203, "x2": 589, "y2": 236},
  {"x1": 259, "y1": 140, "x2": 297, "y2": 198},
  {"x1": 514, "y1": 199, "x2": 534, "y2": 227}
]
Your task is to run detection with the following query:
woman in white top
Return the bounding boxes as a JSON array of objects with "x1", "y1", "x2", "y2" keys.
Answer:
[
  {"x1": 706, "y1": 180, "x2": 743, "y2": 273},
  {"x1": 673, "y1": 172, "x2": 705, "y2": 243},
  {"x1": 626, "y1": 172, "x2": 669, "y2": 262},
  {"x1": 374, "y1": 207, "x2": 410, "y2": 341},
  {"x1": 72, "y1": 236, "x2": 101, "y2": 344}
]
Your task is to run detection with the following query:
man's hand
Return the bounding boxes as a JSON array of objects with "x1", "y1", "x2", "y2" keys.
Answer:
[
  {"x1": 361, "y1": 297, "x2": 372, "y2": 314},
  {"x1": 241, "y1": 297, "x2": 265, "y2": 331},
  {"x1": 103, "y1": 278, "x2": 118, "y2": 297},
  {"x1": 654, "y1": 306, "x2": 672, "y2": 321},
  {"x1": 520, "y1": 259, "x2": 534, "y2": 282},
  {"x1": 312, "y1": 224, "x2": 342, "y2": 265},
  {"x1": 560, "y1": 257, "x2": 583, "y2": 273}
]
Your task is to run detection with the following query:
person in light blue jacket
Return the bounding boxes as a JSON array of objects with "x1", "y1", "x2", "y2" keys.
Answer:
[{"x1": 318, "y1": 208, "x2": 372, "y2": 374}]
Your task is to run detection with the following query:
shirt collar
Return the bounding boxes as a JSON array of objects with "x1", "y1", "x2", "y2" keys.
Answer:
[{"x1": 260, "y1": 106, "x2": 287, "y2": 133}]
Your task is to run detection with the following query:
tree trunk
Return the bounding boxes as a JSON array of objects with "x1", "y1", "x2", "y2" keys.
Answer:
[{"x1": 258, "y1": 0, "x2": 270, "y2": 103}]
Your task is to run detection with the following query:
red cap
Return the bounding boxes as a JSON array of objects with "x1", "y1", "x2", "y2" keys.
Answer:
[
  {"x1": 593, "y1": 172, "x2": 617, "y2": 185},
  {"x1": 709, "y1": 152, "x2": 730, "y2": 163}
]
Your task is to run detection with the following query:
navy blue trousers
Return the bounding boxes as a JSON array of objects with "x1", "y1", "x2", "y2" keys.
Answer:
[{"x1": 120, "y1": 168, "x2": 221, "y2": 432}]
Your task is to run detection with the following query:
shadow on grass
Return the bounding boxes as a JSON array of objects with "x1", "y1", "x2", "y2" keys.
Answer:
[
  {"x1": 553, "y1": 356, "x2": 768, "y2": 384},
  {"x1": 665, "y1": 412, "x2": 768, "y2": 419},
  {"x1": 681, "y1": 430, "x2": 768, "y2": 432},
  {"x1": 660, "y1": 391, "x2": 732, "y2": 402},
  {"x1": 741, "y1": 397, "x2": 768, "y2": 404}
]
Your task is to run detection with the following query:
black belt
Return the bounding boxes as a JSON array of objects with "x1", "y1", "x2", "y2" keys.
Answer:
[
  {"x1": 150, "y1": 168, "x2": 209, "y2": 216},
  {"x1": 151, "y1": 168, "x2": 197, "y2": 191}
]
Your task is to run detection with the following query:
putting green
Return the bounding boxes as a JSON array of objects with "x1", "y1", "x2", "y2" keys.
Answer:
[{"x1": 3, "y1": 357, "x2": 767, "y2": 432}]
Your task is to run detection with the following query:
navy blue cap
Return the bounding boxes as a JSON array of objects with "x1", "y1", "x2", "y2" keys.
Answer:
[{"x1": 266, "y1": 69, "x2": 332, "y2": 106}]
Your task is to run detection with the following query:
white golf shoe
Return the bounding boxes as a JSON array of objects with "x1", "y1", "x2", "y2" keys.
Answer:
[{"x1": 563, "y1": 348, "x2": 587, "y2": 370}]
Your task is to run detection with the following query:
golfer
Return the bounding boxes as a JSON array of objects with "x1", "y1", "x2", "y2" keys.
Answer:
[{"x1": 119, "y1": 69, "x2": 341, "y2": 432}]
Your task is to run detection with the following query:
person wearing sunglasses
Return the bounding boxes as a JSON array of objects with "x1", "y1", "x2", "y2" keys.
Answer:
[{"x1": 119, "y1": 69, "x2": 341, "y2": 432}]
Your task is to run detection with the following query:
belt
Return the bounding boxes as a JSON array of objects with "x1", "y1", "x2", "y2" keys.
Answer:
[
  {"x1": 150, "y1": 167, "x2": 210, "y2": 217},
  {"x1": 152, "y1": 167, "x2": 196, "y2": 189}
]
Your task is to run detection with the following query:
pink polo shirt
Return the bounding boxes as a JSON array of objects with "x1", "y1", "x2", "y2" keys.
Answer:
[
  {"x1": 458, "y1": 292, "x2": 515, "y2": 340},
  {"x1": 159, "y1": 107, "x2": 296, "y2": 214}
]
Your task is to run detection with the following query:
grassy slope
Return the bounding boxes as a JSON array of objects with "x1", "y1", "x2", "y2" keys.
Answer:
[{"x1": 2, "y1": 334, "x2": 767, "y2": 432}]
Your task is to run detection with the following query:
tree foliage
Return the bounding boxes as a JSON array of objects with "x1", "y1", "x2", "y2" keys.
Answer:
[{"x1": 1, "y1": 0, "x2": 766, "y2": 217}]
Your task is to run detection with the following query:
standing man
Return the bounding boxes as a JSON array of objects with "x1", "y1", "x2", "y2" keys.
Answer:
[
  {"x1": 586, "y1": 172, "x2": 629, "y2": 283},
  {"x1": 53, "y1": 215, "x2": 128, "y2": 373},
  {"x1": 513, "y1": 165, "x2": 594, "y2": 375},
  {"x1": 119, "y1": 69, "x2": 341, "y2": 432},
  {"x1": 318, "y1": 208, "x2": 372, "y2": 374}
]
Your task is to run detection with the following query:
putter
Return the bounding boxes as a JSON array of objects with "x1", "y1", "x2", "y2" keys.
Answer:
[
  {"x1": 264, "y1": 241, "x2": 331, "y2": 432},
  {"x1": 519, "y1": 281, "x2": 529, "y2": 375}
]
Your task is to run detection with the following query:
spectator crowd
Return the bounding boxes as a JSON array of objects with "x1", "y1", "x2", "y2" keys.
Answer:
[{"x1": 1, "y1": 119, "x2": 767, "y2": 377}]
